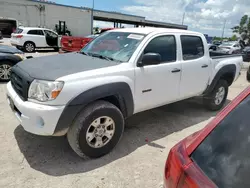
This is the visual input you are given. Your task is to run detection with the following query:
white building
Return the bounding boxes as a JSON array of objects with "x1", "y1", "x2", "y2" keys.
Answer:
[
  {"x1": 0, "y1": 0, "x2": 92, "y2": 36},
  {"x1": 0, "y1": 0, "x2": 187, "y2": 37}
]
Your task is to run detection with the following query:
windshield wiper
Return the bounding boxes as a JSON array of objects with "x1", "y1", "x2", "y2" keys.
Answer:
[
  {"x1": 78, "y1": 51, "x2": 89, "y2": 56},
  {"x1": 88, "y1": 53, "x2": 113, "y2": 61}
]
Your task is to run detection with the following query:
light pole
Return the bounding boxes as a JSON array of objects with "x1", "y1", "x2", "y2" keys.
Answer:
[
  {"x1": 91, "y1": 0, "x2": 95, "y2": 34},
  {"x1": 182, "y1": 12, "x2": 185, "y2": 25},
  {"x1": 221, "y1": 19, "x2": 227, "y2": 41}
]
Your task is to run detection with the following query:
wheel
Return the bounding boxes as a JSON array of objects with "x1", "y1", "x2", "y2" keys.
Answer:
[
  {"x1": 0, "y1": 61, "x2": 13, "y2": 82},
  {"x1": 203, "y1": 80, "x2": 228, "y2": 111},
  {"x1": 24, "y1": 42, "x2": 35, "y2": 52},
  {"x1": 247, "y1": 70, "x2": 250, "y2": 82},
  {"x1": 67, "y1": 100, "x2": 124, "y2": 158}
]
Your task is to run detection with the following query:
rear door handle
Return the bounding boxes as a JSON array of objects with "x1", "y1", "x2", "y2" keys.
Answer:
[
  {"x1": 171, "y1": 68, "x2": 181, "y2": 73},
  {"x1": 202, "y1": 64, "x2": 208, "y2": 68}
]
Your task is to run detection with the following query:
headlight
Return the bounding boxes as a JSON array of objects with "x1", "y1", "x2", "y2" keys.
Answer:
[
  {"x1": 14, "y1": 53, "x2": 25, "y2": 60},
  {"x1": 28, "y1": 80, "x2": 64, "y2": 102}
]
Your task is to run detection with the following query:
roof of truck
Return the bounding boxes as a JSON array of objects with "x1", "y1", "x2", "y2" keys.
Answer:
[{"x1": 110, "y1": 27, "x2": 200, "y2": 35}]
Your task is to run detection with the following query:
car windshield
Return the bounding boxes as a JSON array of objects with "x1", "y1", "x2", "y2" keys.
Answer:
[
  {"x1": 191, "y1": 95, "x2": 250, "y2": 188},
  {"x1": 81, "y1": 32, "x2": 145, "y2": 62}
]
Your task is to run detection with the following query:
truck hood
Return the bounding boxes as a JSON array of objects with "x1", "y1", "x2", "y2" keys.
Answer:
[{"x1": 16, "y1": 52, "x2": 119, "y2": 80}]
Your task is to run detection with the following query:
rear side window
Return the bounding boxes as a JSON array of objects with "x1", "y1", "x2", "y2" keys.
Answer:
[
  {"x1": 144, "y1": 35, "x2": 176, "y2": 63},
  {"x1": 181, "y1": 35, "x2": 204, "y2": 60},
  {"x1": 27, "y1": 30, "x2": 44, "y2": 35},
  {"x1": 191, "y1": 95, "x2": 250, "y2": 188},
  {"x1": 14, "y1": 28, "x2": 23, "y2": 34}
]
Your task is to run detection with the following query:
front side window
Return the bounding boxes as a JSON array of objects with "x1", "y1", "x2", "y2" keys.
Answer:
[
  {"x1": 81, "y1": 32, "x2": 145, "y2": 62},
  {"x1": 191, "y1": 95, "x2": 250, "y2": 188},
  {"x1": 143, "y1": 35, "x2": 176, "y2": 63},
  {"x1": 181, "y1": 35, "x2": 204, "y2": 60}
]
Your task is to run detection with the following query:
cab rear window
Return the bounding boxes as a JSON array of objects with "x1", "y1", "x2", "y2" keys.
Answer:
[{"x1": 191, "y1": 95, "x2": 250, "y2": 188}]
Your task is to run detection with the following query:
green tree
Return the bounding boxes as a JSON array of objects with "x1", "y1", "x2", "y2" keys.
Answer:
[
  {"x1": 232, "y1": 15, "x2": 250, "y2": 44},
  {"x1": 230, "y1": 34, "x2": 238, "y2": 41}
]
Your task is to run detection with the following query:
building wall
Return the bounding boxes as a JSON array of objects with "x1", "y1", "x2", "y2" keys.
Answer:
[{"x1": 0, "y1": 0, "x2": 92, "y2": 36}]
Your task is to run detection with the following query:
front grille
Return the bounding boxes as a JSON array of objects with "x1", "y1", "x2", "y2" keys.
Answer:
[{"x1": 10, "y1": 66, "x2": 33, "y2": 101}]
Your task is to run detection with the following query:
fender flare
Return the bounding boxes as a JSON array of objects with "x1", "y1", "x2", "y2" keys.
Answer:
[
  {"x1": 203, "y1": 64, "x2": 236, "y2": 95},
  {"x1": 54, "y1": 82, "x2": 134, "y2": 134}
]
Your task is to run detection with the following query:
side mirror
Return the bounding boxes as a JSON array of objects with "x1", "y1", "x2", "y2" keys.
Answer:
[{"x1": 138, "y1": 53, "x2": 161, "y2": 67}]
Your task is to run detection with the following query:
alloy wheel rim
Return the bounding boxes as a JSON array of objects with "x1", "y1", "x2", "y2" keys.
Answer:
[
  {"x1": 86, "y1": 116, "x2": 115, "y2": 148},
  {"x1": 0, "y1": 64, "x2": 11, "y2": 80},
  {"x1": 215, "y1": 86, "x2": 225, "y2": 105},
  {"x1": 26, "y1": 43, "x2": 34, "y2": 52}
]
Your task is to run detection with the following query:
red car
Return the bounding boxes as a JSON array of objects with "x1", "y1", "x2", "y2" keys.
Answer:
[
  {"x1": 60, "y1": 34, "x2": 97, "y2": 52},
  {"x1": 60, "y1": 28, "x2": 116, "y2": 53},
  {"x1": 164, "y1": 86, "x2": 250, "y2": 188}
]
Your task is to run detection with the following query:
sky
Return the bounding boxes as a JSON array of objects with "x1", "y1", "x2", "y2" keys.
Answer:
[{"x1": 56, "y1": 0, "x2": 250, "y2": 37}]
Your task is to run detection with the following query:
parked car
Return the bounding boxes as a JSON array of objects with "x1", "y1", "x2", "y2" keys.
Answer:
[
  {"x1": 10, "y1": 27, "x2": 59, "y2": 52},
  {"x1": 60, "y1": 34, "x2": 98, "y2": 52},
  {"x1": 60, "y1": 28, "x2": 115, "y2": 52},
  {"x1": 164, "y1": 86, "x2": 250, "y2": 188},
  {"x1": 0, "y1": 45, "x2": 25, "y2": 81},
  {"x1": 218, "y1": 41, "x2": 241, "y2": 54},
  {"x1": 208, "y1": 43, "x2": 217, "y2": 51},
  {"x1": 243, "y1": 46, "x2": 250, "y2": 62},
  {"x1": 6, "y1": 28, "x2": 243, "y2": 158},
  {"x1": 213, "y1": 41, "x2": 222, "y2": 46}
]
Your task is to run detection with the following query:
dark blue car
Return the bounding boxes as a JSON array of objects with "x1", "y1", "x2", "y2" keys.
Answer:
[{"x1": 0, "y1": 45, "x2": 24, "y2": 81}]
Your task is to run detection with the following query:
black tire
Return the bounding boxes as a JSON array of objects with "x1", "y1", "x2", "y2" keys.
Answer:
[
  {"x1": 247, "y1": 70, "x2": 250, "y2": 82},
  {"x1": 24, "y1": 42, "x2": 35, "y2": 53},
  {"x1": 203, "y1": 80, "x2": 228, "y2": 111},
  {"x1": 0, "y1": 61, "x2": 13, "y2": 82},
  {"x1": 67, "y1": 100, "x2": 124, "y2": 158}
]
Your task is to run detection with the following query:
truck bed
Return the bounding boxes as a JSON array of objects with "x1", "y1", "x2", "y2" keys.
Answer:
[{"x1": 210, "y1": 51, "x2": 243, "y2": 59}]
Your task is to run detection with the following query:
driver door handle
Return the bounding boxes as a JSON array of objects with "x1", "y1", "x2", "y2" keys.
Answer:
[
  {"x1": 171, "y1": 68, "x2": 181, "y2": 73},
  {"x1": 202, "y1": 64, "x2": 208, "y2": 68}
]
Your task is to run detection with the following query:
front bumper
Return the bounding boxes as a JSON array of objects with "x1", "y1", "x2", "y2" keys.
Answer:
[{"x1": 6, "y1": 82, "x2": 65, "y2": 136}]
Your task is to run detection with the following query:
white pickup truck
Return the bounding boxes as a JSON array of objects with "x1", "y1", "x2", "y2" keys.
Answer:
[{"x1": 6, "y1": 28, "x2": 243, "y2": 158}]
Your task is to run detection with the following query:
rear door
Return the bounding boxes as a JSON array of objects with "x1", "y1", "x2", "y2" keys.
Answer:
[
  {"x1": 179, "y1": 35, "x2": 210, "y2": 98},
  {"x1": 26, "y1": 29, "x2": 46, "y2": 47},
  {"x1": 191, "y1": 95, "x2": 250, "y2": 188}
]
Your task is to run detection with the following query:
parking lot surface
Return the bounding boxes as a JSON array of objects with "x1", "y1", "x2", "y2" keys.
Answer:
[{"x1": 0, "y1": 68, "x2": 249, "y2": 188}]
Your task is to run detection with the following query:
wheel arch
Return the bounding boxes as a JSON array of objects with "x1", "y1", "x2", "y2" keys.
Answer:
[
  {"x1": 203, "y1": 64, "x2": 236, "y2": 95},
  {"x1": 53, "y1": 82, "x2": 134, "y2": 135}
]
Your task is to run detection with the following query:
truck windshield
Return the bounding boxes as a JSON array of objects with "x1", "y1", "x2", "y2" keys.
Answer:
[
  {"x1": 81, "y1": 32, "x2": 145, "y2": 62},
  {"x1": 191, "y1": 95, "x2": 250, "y2": 188}
]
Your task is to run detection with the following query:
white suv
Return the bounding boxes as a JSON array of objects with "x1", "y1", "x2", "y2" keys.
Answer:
[{"x1": 10, "y1": 27, "x2": 59, "y2": 52}]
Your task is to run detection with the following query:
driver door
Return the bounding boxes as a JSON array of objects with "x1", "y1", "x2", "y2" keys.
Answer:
[
  {"x1": 134, "y1": 35, "x2": 182, "y2": 113},
  {"x1": 43, "y1": 30, "x2": 58, "y2": 47}
]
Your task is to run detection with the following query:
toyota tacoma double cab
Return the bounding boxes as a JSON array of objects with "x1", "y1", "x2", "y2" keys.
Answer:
[{"x1": 6, "y1": 28, "x2": 243, "y2": 158}]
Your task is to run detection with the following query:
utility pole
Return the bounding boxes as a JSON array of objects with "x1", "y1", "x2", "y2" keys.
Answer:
[
  {"x1": 182, "y1": 12, "x2": 185, "y2": 25},
  {"x1": 221, "y1": 19, "x2": 227, "y2": 41},
  {"x1": 91, "y1": 0, "x2": 95, "y2": 34}
]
